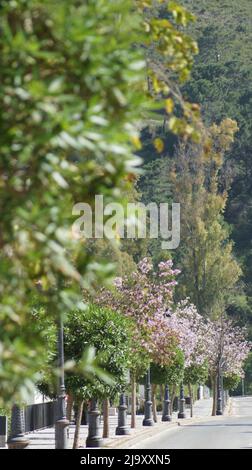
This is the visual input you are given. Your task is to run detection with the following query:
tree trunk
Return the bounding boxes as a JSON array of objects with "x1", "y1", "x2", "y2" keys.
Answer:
[
  {"x1": 188, "y1": 383, "x2": 193, "y2": 418},
  {"x1": 66, "y1": 393, "x2": 74, "y2": 422},
  {"x1": 102, "y1": 398, "x2": 110, "y2": 438},
  {"x1": 130, "y1": 372, "x2": 136, "y2": 428},
  {"x1": 151, "y1": 384, "x2": 158, "y2": 423},
  {"x1": 211, "y1": 374, "x2": 217, "y2": 416},
  {"x1": 73, "y1": 399, "x2": 84, "y2": 449}
]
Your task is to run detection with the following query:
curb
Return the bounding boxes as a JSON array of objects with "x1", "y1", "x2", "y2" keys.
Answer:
[
  {"x1": 104, "y1": 422, "x2": 178, "y2": 449},
  {"x1": 103, "y1": 414, "x2": 215, "y2": 449}
]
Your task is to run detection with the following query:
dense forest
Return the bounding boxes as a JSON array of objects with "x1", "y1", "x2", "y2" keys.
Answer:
[
  {"x1": 182, "y1": 0, "x2": 252, "y2": 308},
  {"x1": 138, "y1": 0, "x2": 252, "y2": 387}
]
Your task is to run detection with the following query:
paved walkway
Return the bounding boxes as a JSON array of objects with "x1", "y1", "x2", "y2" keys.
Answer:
[
  {"x1": 192, "y1": 397, "x2": 213, "y2": 417},
  {"x1": 25, "y1": 398, "x2": 213, "y2": 449}
]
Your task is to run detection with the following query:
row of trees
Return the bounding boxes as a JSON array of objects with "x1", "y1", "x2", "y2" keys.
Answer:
[{"x1": 35, "y1": 257, "x2": 250, "y2": 447}]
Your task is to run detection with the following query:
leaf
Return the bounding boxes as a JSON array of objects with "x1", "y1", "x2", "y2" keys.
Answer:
[
  {"x1": 48, "y1": 77, "x2": 64, "y2": 93},
  {"x1": 165, "y1": 98, "x2": 174, "y2": 114},
  {"x1": 154, "y1": 138, "x2": 164, "y2": 153},
  {"x1": 131, "y1": 135, "x2": 142, "y2": 150},
  {"x1": 52, "y1": 171, "x2": 69, "y2": 189}
]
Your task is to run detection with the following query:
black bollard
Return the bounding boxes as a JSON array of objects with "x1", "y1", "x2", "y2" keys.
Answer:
[
  {"x1": 86, "y1": 399, "x2": 103, "y2": 447},
  {"x1": 162, "y1": 384, "x2": 172, "y2": 422},
  {"x1": 116, "y1": 393, "x2": 130, "y2": 435},
  {"x1": 178, "y1": 383, "x2": 186, "y2": 419},
  {"x1": 7, "y1": 405, "x2": 30, "y2": 449},
  {"x1": 142, "y1": 367, "x2": 154, "y2": 426}
]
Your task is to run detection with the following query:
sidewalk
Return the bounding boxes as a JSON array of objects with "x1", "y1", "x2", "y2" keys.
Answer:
[
  {"x1": 25, "y1": 398, "x2": 213, "y2": 449},
  {"x1": 192, "y1": 397, "x2": 213, "y2": 417}
]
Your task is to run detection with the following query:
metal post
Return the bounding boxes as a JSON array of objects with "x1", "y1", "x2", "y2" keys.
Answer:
[
  {"x1": 162, "y1": 384, "x2": 172, "y2": 422},
  {"x1": 178, "y1": 383, "x2": 186, "y2": 419},
  {"x1": 86, "y1": 399, "x2": 103, "y2": 447},
  {"x1": 55, "y1": 317, "x2": 69, "y2": 449},
  {"x1": 216, "y1": 366, "x2": 223, "y2": 416},
  {"x1": 115, "y1": 393, "x2": 130, "y2": 435},
  {"x1": 142, "y1": 367, "x2": 154, "y2": 426},
  {"x1": 7, "y1": 405, "x2": 30, "y2": 449},
  {"x1": 0, "y1": 416, "x2": 7, "y2": 448}
]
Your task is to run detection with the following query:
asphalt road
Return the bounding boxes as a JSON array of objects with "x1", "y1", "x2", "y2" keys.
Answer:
[{"x1": 136, "y1": 397, "x2": 252, "y2": 449}]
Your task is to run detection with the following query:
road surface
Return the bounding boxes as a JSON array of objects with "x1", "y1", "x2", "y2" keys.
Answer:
[{"x1": 136, "y1": 397, "x2": 252, "y2": 449}]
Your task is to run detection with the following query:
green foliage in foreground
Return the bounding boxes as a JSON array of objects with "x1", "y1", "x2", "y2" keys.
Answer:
[
  {"x1": 0, "y1": 0, "x2": 201, "y2": 406},
  {"x1": 0, "y1": 0, "x2": 147, "y2": 405}
]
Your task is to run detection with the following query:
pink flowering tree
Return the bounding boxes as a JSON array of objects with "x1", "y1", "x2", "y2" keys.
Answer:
[
  {"x1": 168, "y1": 300, "x2": 209, "y2": 415},
  {"x1": 94, "y1": 257, "x2": 180, "y2": 427},
  {"x1": 204, "y1": 316, "x2": 251, "y2": 415}
]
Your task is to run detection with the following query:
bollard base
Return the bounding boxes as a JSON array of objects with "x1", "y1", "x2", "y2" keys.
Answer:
[
  {"x1": 142, "y1": 418, "x2": 154, "y2": 426},
  {"x1": 55, "y1": 418, "x2": 69, "y2": 449},
  {"x1": 178, "y1": 411, "x2": 186, "y2": 419},
  {"x1": 7, "y1": 436, "x2": 30, "y2": 449},
  {"x1": 86, "y1": 437, "x2": 104, "y2": 448},
  {"x1": 162, "y1": 415, "x2": 172, "y2": 422},
  {"x1": 115, "y1": 426, "x2": 130, "y2": 435}
]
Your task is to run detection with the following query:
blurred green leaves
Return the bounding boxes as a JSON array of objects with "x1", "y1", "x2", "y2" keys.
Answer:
[
  {"x1": 0, "y1": 0, "x2": 147, "y2": 403},
  {"x1": 0, "y1": 0, "x2": 200, "y2": 404}
]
